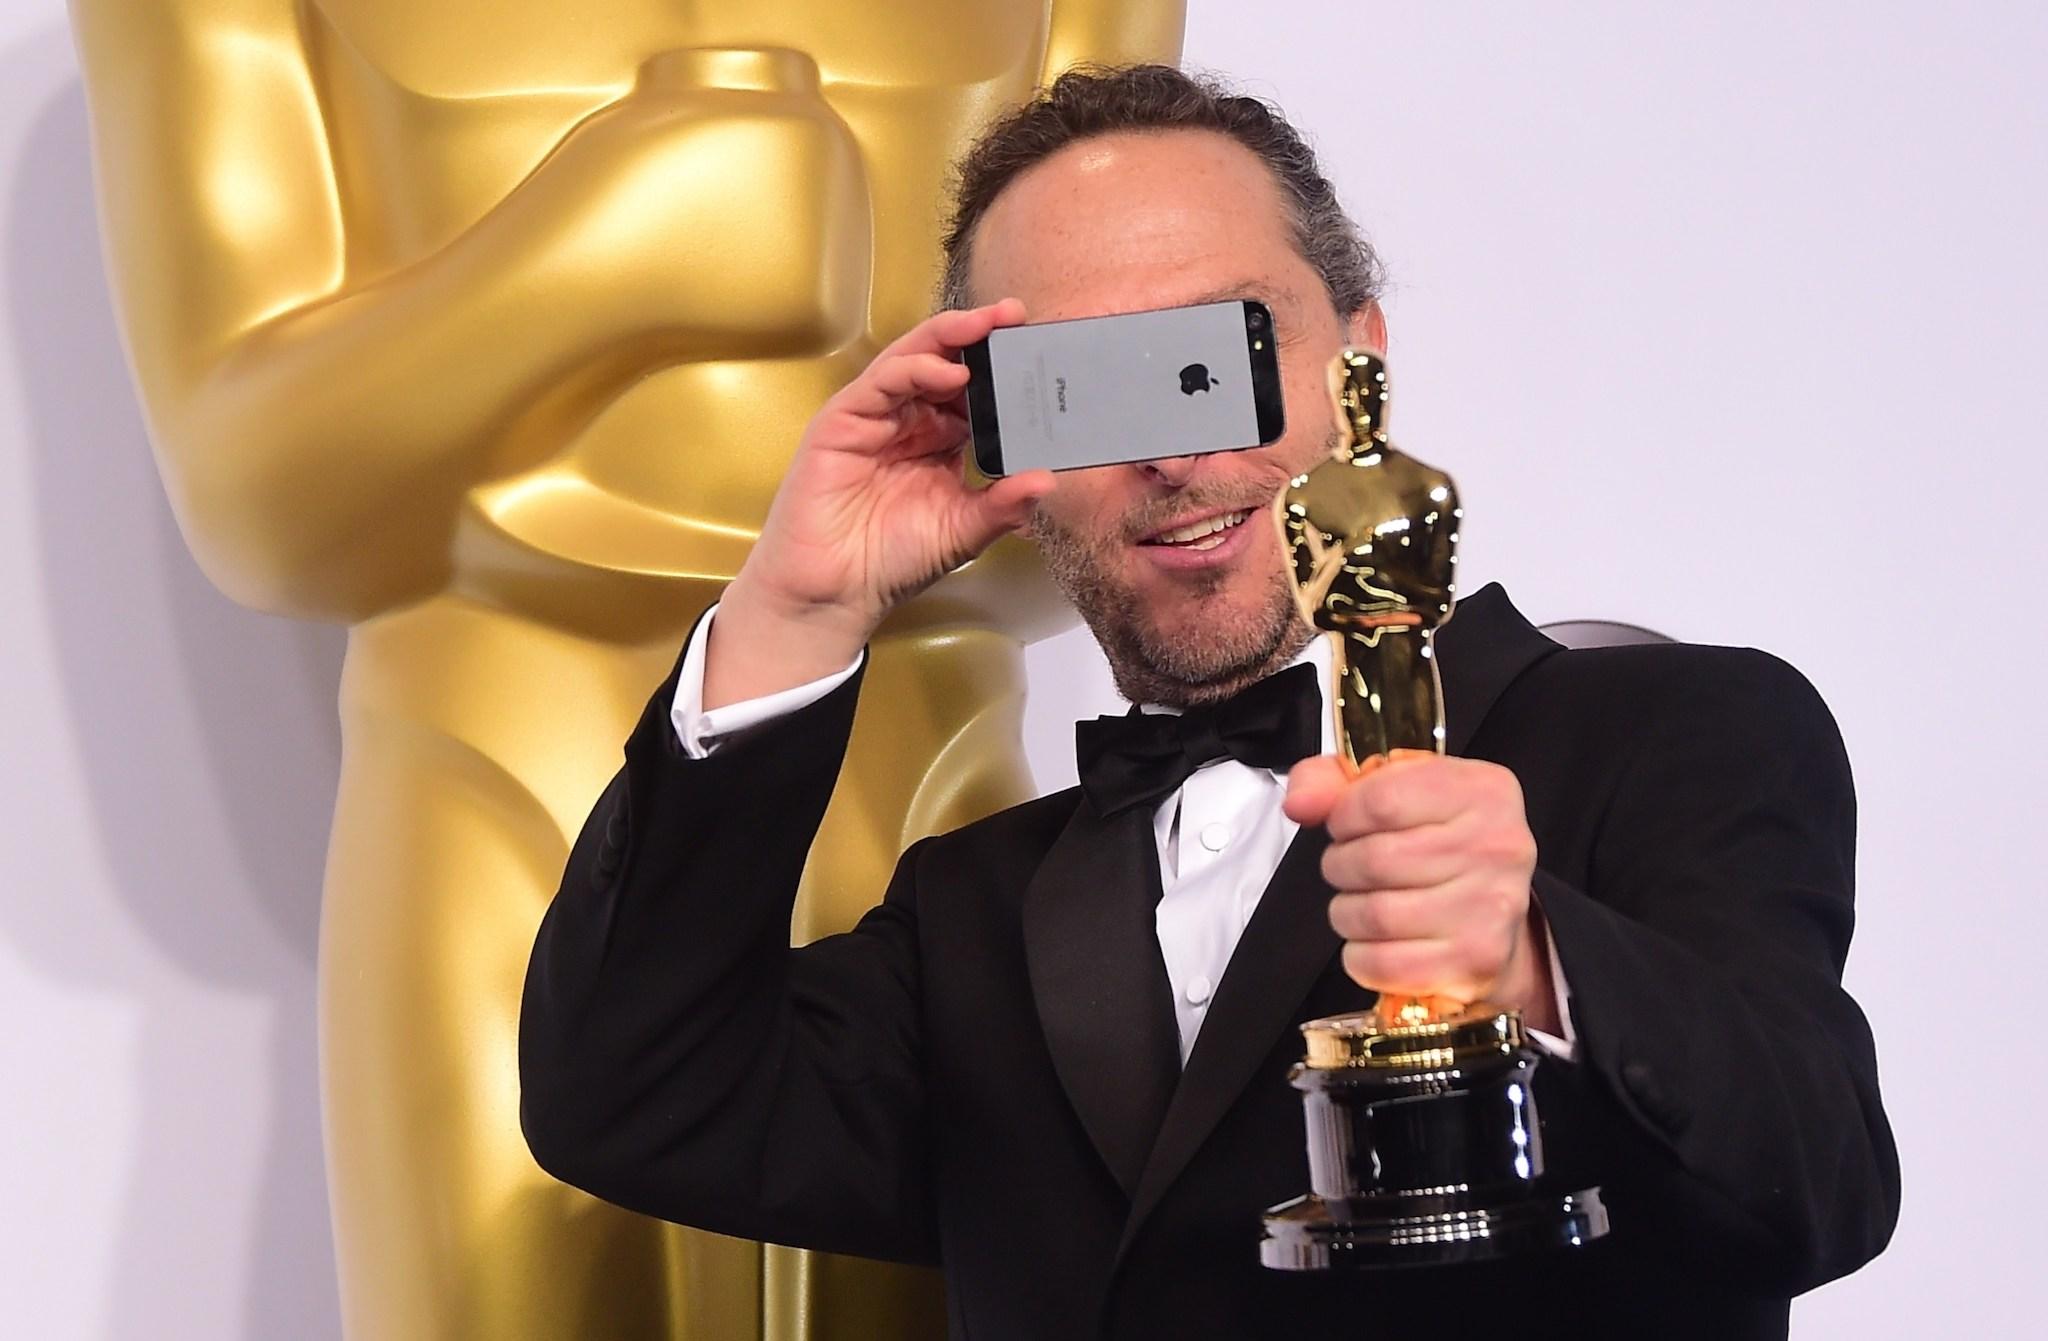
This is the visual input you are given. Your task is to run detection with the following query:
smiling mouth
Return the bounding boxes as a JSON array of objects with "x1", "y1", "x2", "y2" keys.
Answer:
[{"x1": 1139, "y1": 508, "x2": 1256, "y2": 551}]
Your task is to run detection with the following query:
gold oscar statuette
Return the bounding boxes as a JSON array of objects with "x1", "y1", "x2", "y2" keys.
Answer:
[{"x1": 1259, "y1": 350, "x2": 1610, "y2": 1269}]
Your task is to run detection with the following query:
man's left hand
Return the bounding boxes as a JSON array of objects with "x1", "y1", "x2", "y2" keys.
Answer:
[{"x1": 1284, "y1": 752, "x2": 1558, "y2": 1032}]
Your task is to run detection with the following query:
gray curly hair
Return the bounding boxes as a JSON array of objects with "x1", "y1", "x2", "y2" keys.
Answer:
[{"x1": 938, "y1": 64, "x2": 1386, "y2": 318}]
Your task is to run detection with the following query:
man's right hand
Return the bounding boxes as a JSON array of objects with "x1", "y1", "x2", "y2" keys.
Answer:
[{"x1": 705, "y1": 301, "x2": 1058, "y2": 709}]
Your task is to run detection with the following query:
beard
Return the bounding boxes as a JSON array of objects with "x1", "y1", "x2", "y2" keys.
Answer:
[{"x1": 1028, "y1": 480, "x2": 1317, "y2": 708}]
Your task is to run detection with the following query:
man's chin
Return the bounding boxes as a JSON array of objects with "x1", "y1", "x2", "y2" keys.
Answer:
[
  {"x1": 1114, "y1": 604, "x2": 1311, "y2": 705},
  {"x1": 1037, "y1": 526, "x2": 1306, "y2": 703},
  {"x1": 1145, "y1": 583, "x2": 1280, "y2": 643}
]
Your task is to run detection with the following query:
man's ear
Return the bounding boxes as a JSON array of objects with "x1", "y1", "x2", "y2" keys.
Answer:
[{"x1": 1347, "y1": 300, "x2": 1388, "y2": 356}]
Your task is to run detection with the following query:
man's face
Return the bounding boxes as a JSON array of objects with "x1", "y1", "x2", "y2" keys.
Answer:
[{"x1": 968, "y1": 129, "x2": 1384, "y2": 706}]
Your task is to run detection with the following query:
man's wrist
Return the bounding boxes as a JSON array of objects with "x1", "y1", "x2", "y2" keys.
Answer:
[
  {"x1": 674, "y1": 604, "x2": 865, "y2": 758},
  {"x1": 704, "y1": 571, "x2": 875, "y2": 712},
  {"x1": 1504, "y1": 900, "x2": 1563, "y2": 1036}
]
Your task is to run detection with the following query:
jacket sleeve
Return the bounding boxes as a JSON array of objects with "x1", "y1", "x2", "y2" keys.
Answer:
[
  {"x1": 517, "y1": 637, "x2": 938, "y2": 1265},
  {"x1": 1533, "y1": 647, "x2": 1900, "y2": 1295}
]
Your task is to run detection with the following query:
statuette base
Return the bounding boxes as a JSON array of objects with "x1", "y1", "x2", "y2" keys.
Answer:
[
  {"x1": 1261, "y1": 1005, "x2": 1610, "y2": 1271},
  {"x1": 1259, "y1": 1188, "x2": 1610, "y2": 1270}
]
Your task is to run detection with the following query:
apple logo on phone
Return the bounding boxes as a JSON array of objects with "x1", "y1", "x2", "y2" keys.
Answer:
[{"x1": 1179, "y1": 363, "x2": 1217, "y2": 395}]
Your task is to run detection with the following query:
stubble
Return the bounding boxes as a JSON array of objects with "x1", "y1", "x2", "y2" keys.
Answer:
[{"x1": 1028, "y1": 487, "x2": 1317, "y2": 708}]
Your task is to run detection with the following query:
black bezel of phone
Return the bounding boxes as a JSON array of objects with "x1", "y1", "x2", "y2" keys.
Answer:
[
  {"x1": 963, "y1": 299, "x2": 1288, "y2": 477},
  {"x1": 1243, "y1": 299, "x2": 1288, "y2": 449},
  {"x1": 963, "y1": 336, "x2": 1004, "y2": 476}
]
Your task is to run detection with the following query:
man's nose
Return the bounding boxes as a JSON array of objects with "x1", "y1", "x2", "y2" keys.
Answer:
[{"x1": 1138, "y1": 455, "x2": 1201, "y2": 486}]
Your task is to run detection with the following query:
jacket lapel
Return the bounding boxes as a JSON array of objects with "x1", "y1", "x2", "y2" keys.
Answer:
[
  {"x1": 1117, "y1": 821, "x2": 1336, "y2": 1258},
  {"x1": 1022, "y1": 797, "x2": 1184, "y2": 1199},
  {"x1": 1437, "y1": 583, "x2": 1563, "y2": 756}
]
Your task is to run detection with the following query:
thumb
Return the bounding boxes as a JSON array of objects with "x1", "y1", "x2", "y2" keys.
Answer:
[
  {"x1": 957, "y1": 469, "x2": 1057, "y2": 552},
  {"x1": 1283, "y1": 755, "x2": 1352, "y2": 825}
]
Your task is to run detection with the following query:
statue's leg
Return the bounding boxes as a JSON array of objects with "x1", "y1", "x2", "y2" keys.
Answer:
[
  {"x1": 318, "y1": 607, "x2": 1031, "y2": 1340},
  {"x1": 1334, "y1": 628, "x2": 1444, "y2": 762},
  {"x1": 320, "y1": 611, "x2": 761, "y2": 1339},
  {"x1": 1373, "y1": 632, "x2": 1446, "y2": 756},
  {"x1": 1332, "y1": 631, "x2": 1393, "y2": 762}
]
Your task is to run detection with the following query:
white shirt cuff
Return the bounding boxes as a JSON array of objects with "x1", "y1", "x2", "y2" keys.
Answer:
[
  {"x1": 669, "y1": 603, "x2": 865, "y2": 759},
  {"x1": 1524, "y1": 911, "x2": 1578, "y2": 1062}
]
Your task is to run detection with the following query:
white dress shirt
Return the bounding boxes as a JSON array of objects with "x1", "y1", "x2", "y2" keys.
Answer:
[{"x1": 671, "y1": 604, "x2": 1575, "y2": 1066}]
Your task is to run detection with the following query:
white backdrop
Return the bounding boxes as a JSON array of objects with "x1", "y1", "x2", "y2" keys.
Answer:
[{"x1": 2, "y1": 3, "x2": 2041, "y2": 1336}]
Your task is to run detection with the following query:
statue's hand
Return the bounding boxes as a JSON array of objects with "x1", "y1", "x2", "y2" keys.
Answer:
[
  {"x1": 1283, "y1": 754, "x2": 1559, "y2": 1032},
  {"x1": 530, "y1": 51, "x2": 868, "y2": 352},
  {"x1": 705, "y1": 302, "x2": 1058, "y2": 708}
]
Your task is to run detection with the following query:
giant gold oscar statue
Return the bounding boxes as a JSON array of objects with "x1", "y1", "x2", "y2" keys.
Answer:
[{"x1": 68, "y1": 4, "x2": 1184, "y2": 1336}]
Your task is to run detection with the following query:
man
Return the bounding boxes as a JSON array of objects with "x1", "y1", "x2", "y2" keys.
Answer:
[{"x1": 521, "y1": 66, "x2": 1897, "y2": 1339}]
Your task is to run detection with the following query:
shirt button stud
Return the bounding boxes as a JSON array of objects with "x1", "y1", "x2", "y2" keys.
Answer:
[
  {"x1": 1199, "y1": 822, "x2": 1230, "y2": 852},
  {"x1": 1186, "y1": 974, "x2": 1214, "y2": 1007}
]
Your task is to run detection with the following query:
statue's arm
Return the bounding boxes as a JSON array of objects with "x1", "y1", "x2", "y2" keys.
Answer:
[
  {"x1": 1041, "y1": 0, "x2": 1185, "y2": 81},
  {"x1": 71, "y1": 1, "x2": 863, "y2": 620},
  {"x1": 1411, "y1": 476, "x2": 1461, "y2": 613}
]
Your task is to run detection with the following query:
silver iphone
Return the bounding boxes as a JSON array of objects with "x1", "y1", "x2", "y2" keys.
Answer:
[{"x1": 963, "y1": 299, "x2": 1286, "y2": 475}]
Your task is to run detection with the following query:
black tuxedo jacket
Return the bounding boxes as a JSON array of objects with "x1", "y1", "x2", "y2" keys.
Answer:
[{"x1": 520, "y1": 585, "x2": 1898, "y2": 1340}]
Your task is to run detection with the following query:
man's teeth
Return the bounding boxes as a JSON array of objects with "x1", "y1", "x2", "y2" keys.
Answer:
[{"x1": 1152, "y1": 510, "x2": 1252, "y2": 548}]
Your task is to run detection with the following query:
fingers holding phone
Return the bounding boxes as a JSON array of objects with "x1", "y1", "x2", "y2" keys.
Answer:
[{"x1": 709, "y1": 300, "x2": 1056, "y2": 706}]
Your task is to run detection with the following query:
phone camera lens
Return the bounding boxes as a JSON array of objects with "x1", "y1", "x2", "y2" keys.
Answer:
[{"x1": 1248, "y1": 310, "x2": 1268, "y2": 332}]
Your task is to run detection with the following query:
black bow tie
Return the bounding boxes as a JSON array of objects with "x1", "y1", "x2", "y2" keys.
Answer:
[{"x1": 1075, "y1": 663, "x2": 1323, "y2": 817}]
